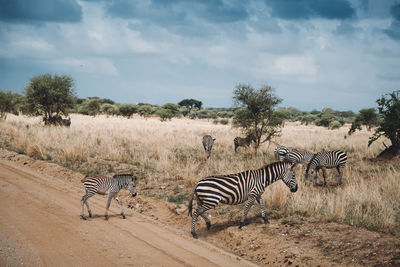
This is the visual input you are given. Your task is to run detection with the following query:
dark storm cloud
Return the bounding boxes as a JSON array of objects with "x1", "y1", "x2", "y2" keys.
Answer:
[
  {"x1": 105, "y1": 0, "x2": 248, "y2": 25},
  {"x1": 266, "y1": 0, "x2": 355, "y2": 20},
  {"x1": 385, "y1": 3, "x2": 400, "y2": 40},
  {"x1": 0, "y1": 0, "x2": 82, "y2": 23}
]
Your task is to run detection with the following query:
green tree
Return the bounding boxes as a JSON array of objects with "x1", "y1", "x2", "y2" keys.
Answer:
[
  {"x1": 101, "y1": 103, "x2": 118, "y2": 117},
  {"x1": 232, "y1": 84, "x2": 283, "y2": 150},
  {"x1": 118, "y1": 104, "x2": 137, "y2": 118},
  {"x1": 87, "y1": 98, "x2": 101, "y2": 116},
  {"x1": 368, "y1": 90, "x2": 400, "y2": 156},
  {"x1": 137, "y1": 104, "x2": 154, "y2": 118},
  {"x1": 155, "y1": 108, "x2": 174, "y2": 121},
  {"x1": 0, "y1": 90, "x2": 16, "y2": 119},
  {"x1": 162, "y1": 103, "x2": 180, "y2": 116},
  {"x1": 348, "y1": 108, "x2": 379, "y2": 134},
  {"x1": 23, "y1": 74, "x2": 75, "y2": 124},
  {"x1": 178, "y1": 99, "x2": 202, "y2": 115}
]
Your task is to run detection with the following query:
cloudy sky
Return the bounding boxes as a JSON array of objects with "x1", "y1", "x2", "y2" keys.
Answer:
[{"x1": 0, "y1": 0, "x2": 399, "y2": 111}]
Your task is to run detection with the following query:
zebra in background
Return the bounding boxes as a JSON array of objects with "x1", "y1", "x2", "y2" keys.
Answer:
[
  {"x1": 234, "y1": 133, "x2": 256, "y2": 152},
  {"x1": 274, "y1": 146, "x2": 313, "y2": 165},
  {"x1": 188, "y1": 161, "x2": 297, "y2": 238},
  {"x1": 305, "y1": 150, "x2": 347, "y2": 186},
  {"x1": 80, "y1": 174, "x2": 137, "y2": 220},
  {"x1": 274, "y1": 146, "x2": 295, "y2": 161},
  {"x1": 202, "y1": 135, "x2": 216, "y2": 159}
]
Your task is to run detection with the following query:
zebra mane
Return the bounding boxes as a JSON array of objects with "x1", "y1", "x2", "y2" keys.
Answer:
[{"x1": 112, "y1": 174, "x2": 135, "y2": 181}]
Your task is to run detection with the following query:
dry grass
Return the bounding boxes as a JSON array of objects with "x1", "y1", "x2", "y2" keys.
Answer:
[{"x1": 0, "y1": 114, "x2": 399, "y2": 234}]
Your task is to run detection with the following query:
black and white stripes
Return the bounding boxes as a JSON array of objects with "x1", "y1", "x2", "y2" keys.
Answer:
[
  {"x1": 188, "y1": 161, "x2": 297, "y2": 238},
  {"x1": 80, "y1": 174, "x2": 137, "y2": 220},
  {"x1": 306, "y1": 150, "x2": 347, "y2": 186}
]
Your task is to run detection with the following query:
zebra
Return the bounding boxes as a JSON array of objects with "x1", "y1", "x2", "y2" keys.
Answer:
[
  {"x1": 188, "y1": 161, "x2": 297, "y2": 238},
  {"x1": 80, "y1": 174, "x2": 137, "y2": 220},
  {"x1": 202, "y1": 135, "x2": 216, "y2": 159},
  {"x1": 305, "y1": 150, "x2": 347, "y2": 186},
  {"x1": 274, "y1": 146, "x2": 295, "y2": 161},
  {"x1": 234, "y1": 133, "x2": 256, "y2": 152}
]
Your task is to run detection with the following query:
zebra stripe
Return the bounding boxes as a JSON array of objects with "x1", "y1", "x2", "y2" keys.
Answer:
[
  {"x1": 80, "y1": 174, "x2": 137, "y2": 220},
  {"x1": 274, "y1": 146, "x2": 294, "y2": 161},
  {"x1": 202, "y1": 135, "x2": 216, "y2": 159},
  {"x1": 305, "y1": 150, "x2": 347, "y2": 186},
  {"x1": 282, "y1": 150, "x2": 314, "y2": 164},
  {"x1": 188, "y1": 161, "x2": 297, "y2": 238}
]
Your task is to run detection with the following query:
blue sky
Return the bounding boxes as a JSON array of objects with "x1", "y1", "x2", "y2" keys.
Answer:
[{"x1": 0, "y1": 0, "x2": 399, "y2": 111}]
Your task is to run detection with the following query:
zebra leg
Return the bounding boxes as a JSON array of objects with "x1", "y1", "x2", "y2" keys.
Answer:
[
  {"x1": 115, "y1": 196, "x2": 125, "y2": 219},
  {"x1": 200, "y1": 214, "x2": 211, "y2": 230},
  {"x1": 81, "y1": 193, "x2": 93, "y2": 220},
  {"x1": 104, "y1": 193, "x2": 114, "y2": 220},
  {"x1": 239, "y1": 196, "x2": 256, "y2": 229},
  {"x1": 257, "y1": 196, "x2": 269, "y2": 224},
  {"x1": 85, "y1": 200, "x2": 92, "y2": 218},
  {"x1": 191, "y1": 205, "x2": 211, "y2": 238},
  {"x1": 337, "y1": 166, "x2": 343, "y2": 185},
  {"x1": 314, "y1": 168, "x2": 319, "y2": 186},
  {"x1": 322, "y1": 167, "x2": 327, "y2": 187}
]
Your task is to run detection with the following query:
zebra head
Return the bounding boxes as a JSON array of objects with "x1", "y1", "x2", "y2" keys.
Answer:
[
  {"x1": 282, "y1": 164, "x2": 298, "y2": 192},
  {"x1": 274, "y1": 146, "x2": 291, "y2": 161},
  {"x1": 128, "y1": 176, "x2": 137, "y2": 197}
]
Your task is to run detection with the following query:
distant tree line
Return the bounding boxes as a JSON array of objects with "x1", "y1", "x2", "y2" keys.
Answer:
[{"x1": 1, "y1": 73, "x2": 399, "y2": 156}]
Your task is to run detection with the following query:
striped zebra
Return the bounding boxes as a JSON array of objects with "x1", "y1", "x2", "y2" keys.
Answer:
[
  {"x1": 274, "y1": 146, "x2": 294, "y2": 161},
  {"x1": 188, "y1": 161, "x2": 297, "y2": 238},
  {"x1": 305, "y1": 150, "x2": 347, "y2": 186},
  {"x1": 80, "y1": 174, "x2": 137, "y2": 220},
  {"x1": 202, "y1": 135, "x2": 216, "y2": 159},
  {"x1": 274, "y1": 146, "x2": 313, "y2": 165},
  {"x1": 234, "y1": 133, "x2": 256, "y2": 152}
]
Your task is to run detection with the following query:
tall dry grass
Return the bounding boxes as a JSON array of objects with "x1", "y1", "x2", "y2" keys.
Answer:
[{"x1": 0, "y1": 114, "x2": 399, "y2": 234}]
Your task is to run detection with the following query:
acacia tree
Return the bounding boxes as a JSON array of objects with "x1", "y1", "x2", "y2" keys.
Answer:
[
  {"x1": 0, "y1": 90, "x2": 15, "y2": 119},
  {"x1": 368, "y1": 90, "x2": 400, "y2": 157},
  {"x1": 178, "y1": 99, "x2": 202, "y2": 116},
  {"x1": 348, "y1": 108, "x2": 379, "y2": 134},
  {"x1": 232, "y1": 84, "x2": 283, "y2": 150},
  {"x1": 24, "y1": 74, "x2": 75, "y2": 124}
]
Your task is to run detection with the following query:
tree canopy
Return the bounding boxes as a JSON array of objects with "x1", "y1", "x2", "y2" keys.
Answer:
[
  {"x1": 23, "y1": 74, "x2": 75, "y2": 123},
  {"x1": 368, "y1": 90, "x2": 400, "y2": 156},
  {"x1": 232, "y1": 84, "x2": 283, "y2": 149}
]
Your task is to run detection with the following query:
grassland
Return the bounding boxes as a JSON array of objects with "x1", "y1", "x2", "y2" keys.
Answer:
[{"x1": 0, "y1": 114, "x2": 399, "y2": 235}]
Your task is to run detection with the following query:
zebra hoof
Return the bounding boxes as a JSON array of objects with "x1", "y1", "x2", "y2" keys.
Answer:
[
  {"x1": 81, "y1": 216, "x2": 87, "y2": 220},
  {"x1": 239, "y1": 222, "x2": 244, "y2": 229},
  {"x1": 88, "y1": 213, "x2": 92, "y2": 218},
  {"x1": 263, "y1": 218, "x2": 270, "y2": 224},
  {"x1": 191, "y1": 232, "x2": 198, "y2": 239},
  {"x1": 122, "y1": 215, "x2": 126, "y2": 219},
  {"x1": 206, "y1": 222, "x2": 211, "y2": 230},
  {"x1": 105, "y1": 215, "x2": 109, "y2": 220}
]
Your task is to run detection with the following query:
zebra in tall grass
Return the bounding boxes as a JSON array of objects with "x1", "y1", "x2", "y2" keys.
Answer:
[
  {"x1": 305, "y1": 150, "x2": 347, "y2": 186},
  {"x1": 234, "y1": 133, "x2": 256, "y2": 152},
  {"x1": 188, "y1": 161, "x2": 297, "y2": 238},
  {"x1": 274, "y1": 146, "x2": 295, "y2": 161},
  {"x1": 80, "y1": 174, "x2": 137, "y2": 220},
  {"x1": 274, "y1": 146, "x2": 313, "y2": 165},
  {"x1": 202, "y1": 135, "x2": 216, "y2": 159}
]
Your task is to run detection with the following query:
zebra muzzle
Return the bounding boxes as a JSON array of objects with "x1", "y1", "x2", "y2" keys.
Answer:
[
  {"x1": 291, "y1": 185, "x2": 298, "y2": 193},
  {"x1": 132, "y1": 193, "x2": 137, "y2": 197}
]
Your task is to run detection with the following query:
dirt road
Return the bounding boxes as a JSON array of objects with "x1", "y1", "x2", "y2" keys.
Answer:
[{"x1": 0, "y1": 160, "x2": 256, "y2": 267}]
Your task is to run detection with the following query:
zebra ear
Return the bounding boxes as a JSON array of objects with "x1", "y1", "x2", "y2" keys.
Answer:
[{"x1": 213, "y1": 138, "x2": 216, "y2": 141}]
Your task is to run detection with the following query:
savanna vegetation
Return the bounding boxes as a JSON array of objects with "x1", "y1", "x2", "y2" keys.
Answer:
[{"x1": 1, "y1": 74, "x2": 399, "y2": 237}]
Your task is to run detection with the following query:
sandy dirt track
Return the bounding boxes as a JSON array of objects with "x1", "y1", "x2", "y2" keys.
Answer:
[{"x1": 0, "y1": 160, "x2": 256, "y2": 267}]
